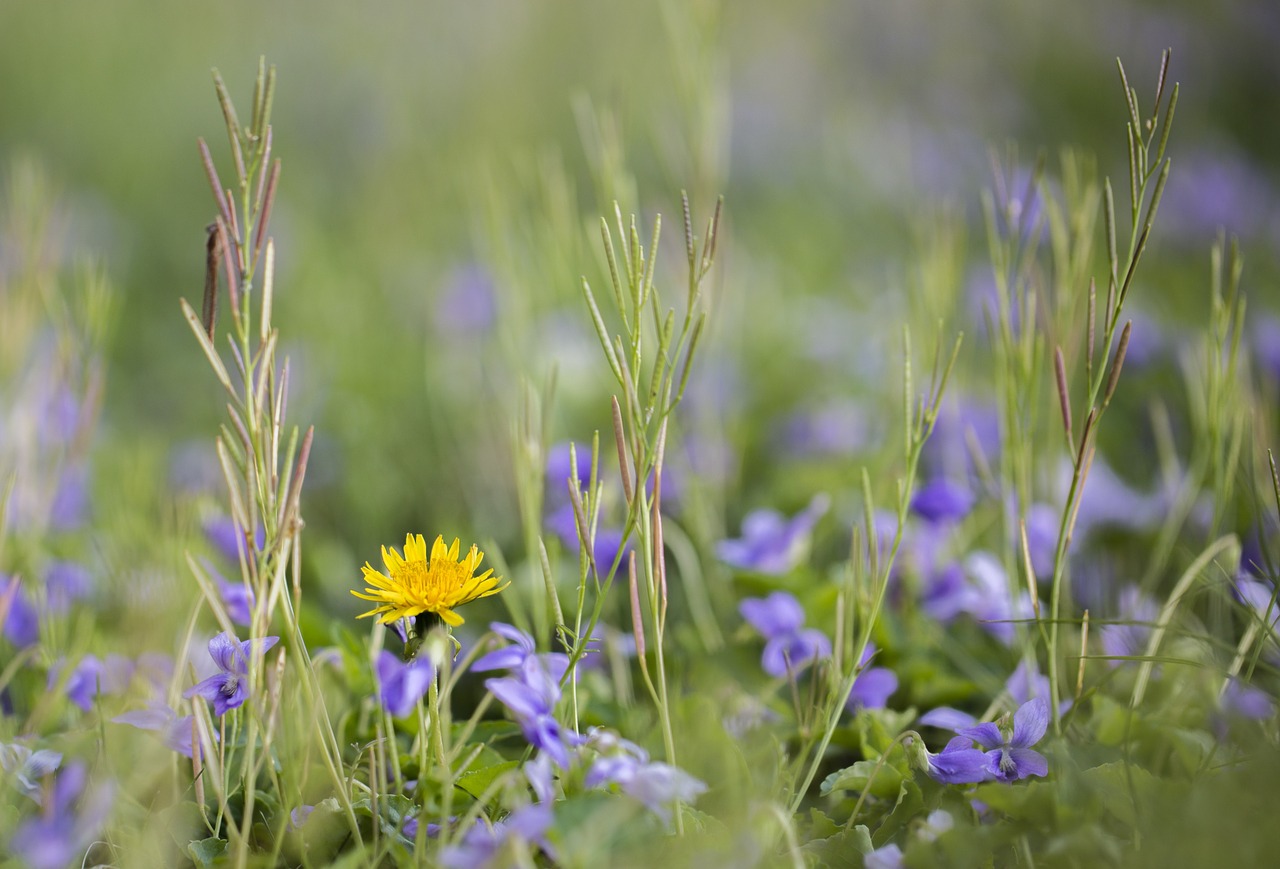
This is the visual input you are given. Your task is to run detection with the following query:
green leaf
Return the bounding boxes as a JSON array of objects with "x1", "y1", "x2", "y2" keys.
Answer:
[
  {"x1": 972, "y1": 779, "x2": 1058, "y2": 826},
  {"x1": 872, "y1": 778, "x2": 924, "y2": 847},
  {"x1": 187, "y1": 837, "x2": 228, "y2": 868},
  {"x1": 822, "y1": 759, "x2": 905, "y2": 799},
  {"x1": 807, "y1": 808, "x2": 842, "y2": 839},
  {"x1": 801, "y1": 824, "x2": 874, "y2": 869},
  {"x1": 455, "y1": 760, "x2": 521, "y2": 800},
  {"x1": 1081, "y1": 761, "x2": 1161, "y2": 829}
]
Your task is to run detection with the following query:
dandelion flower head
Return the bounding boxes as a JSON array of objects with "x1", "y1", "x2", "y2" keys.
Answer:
[{"x1": 352, "y1": 534, "x2": 506, "y2": 627}]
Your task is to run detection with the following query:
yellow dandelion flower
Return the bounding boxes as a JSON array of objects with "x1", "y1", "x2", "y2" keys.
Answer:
[{"x1": 352, "y1": 534, "x2": 506, "y2": 627}]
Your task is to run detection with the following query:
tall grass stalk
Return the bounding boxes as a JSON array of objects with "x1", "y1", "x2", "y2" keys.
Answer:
[{"x1": 181, "y1": 60, "x2": 362, "y2": 857}]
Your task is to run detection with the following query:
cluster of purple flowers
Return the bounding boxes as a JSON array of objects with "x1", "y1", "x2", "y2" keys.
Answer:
[
  {"x1": 739, "y1": 590, "x2": 898, "y2": 711},
  {"x1": 2, "y1": 560, "x2": 95, "y2": 649},
  {"x1": 8, "y1": 760, "x2": 113, "y2": 869},
  {"x1": 739, "y1": 591, "x2": 831, "y2": 677},
  {"x1": 475, "y1": 623, "x2": 707, "y2": 823}
]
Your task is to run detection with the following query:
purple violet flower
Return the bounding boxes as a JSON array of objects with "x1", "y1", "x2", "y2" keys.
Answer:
[
  {"x1": 472, "y1": 622, "x2": 572, "y2": 683},
  {"x1": 918, "y1": 735, "x2": 992, "y2": 785},
  {"x1": 184, "y1": 632, "x2": 280, "y2": 716},
  {"x1": 718, "y1": 494, "x2": 829, "y2": 575},
  {"x1": 375, "y1": 650, "x2": 435, "y2": 718},
  {"x1": 290, "y1": 804, "x2": 316, "y2": 831},
  {"x1": 202, "y1": 559, "x2": 255, "y2": 627},
  {"x1": 865, "y1": 843, "x2": 905, "y2": 869},
  {"x1": 584, "y1": 751, "x2": 707, "y2": 823},
  {"x1": 439, "y1": 804, "x2": 556, "y2": 869},
  {"x1": 203, "y1": 516, "x2": 265, "y2": 565},
  {"x1": 1236, "y1": 575, "x2": 1280, "y2": 635},
  {"x1": 44, "y1": 561, "x2": 93, "y2": 614},
  {"x1": 48, "y1": 463, "x2": 89, "y2": 532},
  {"x1": 911, "y1": 478, "x2": 976, "y2": 525},
  {"x1": 958, "y1": 698, "x2": 1050, "y2": 783},
  {"x1": 486, "y1": 656, "x2": 579, "y2": 768},
  {"x1": 1022, "y1": 503, "x2": 1059, "y2": 578},
  {"x1": 739, "y1": 591, "x2": 832, "y2": 677},
  {"x1": 10, "y1": 761, "x2": 113, "y2": 869},
  {"x1": 0, "y1": 742, "x2": 62, "y2": 803},
  {"x1": 845, "y1": 644, "x2": 898, "y2": 712},
  {"x1": 2, "y1": 579, "x2": 39, "y2": 648},
  {"x1": 1221, "y1": 679, "x2": 1275, "y2": 721},
  {"x1": 435, "y1": 263, "x2": 497, "y2": 335},
  {"x1": 1100, "y1": 586, "x2": 1160, "y2": 665},
  {"x1": 49, "y1": 655, "x2": 105, "y2": 712},
  {"x1": 113, "y1": 702, "x2": 207, "y2": 758}
]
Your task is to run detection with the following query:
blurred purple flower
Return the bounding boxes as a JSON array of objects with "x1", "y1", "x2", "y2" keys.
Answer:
[
  {"x1": 2, "y1": 580, "x2": 39, "y2": 648},
  {"x1": 439, "y1": 804, "x2": 556, "y2": 869},
  {"x1": 48, "y1": 463, "x2": 89, "y2": 531},
  {"x1": 203, "y1": 516, "x2": 265, "y2": 565},
  {"x1": 375, "y1": 650, "x2": 435, "y2": 718},
  {"x1": 545, "y1": 504, "x2": 632, "y2": 576},
  {"x1": 289, "y1": 804, "x2": 316, "y2": 831},
  {"x1": 167, "y1": 440, "x2": 224, "y2": 495},
  {"x1": 845, "y1": 643, "x2": 898, "y2": 711},
  {"x1": 134, "y1": 652, "x2": 175, "y2": 689},
  {"x1": 718, "y1": 494, "x2": 829, "y2": 575},
  {"x1": 113, "y1": 702, "x2": 206, "y2": 759},
  {"x1": 1253, "y1": 315, "x2": 1280, "y2": 382},
  {"x1": 866, "y1": 843, "x2": 904, "y2": 869},
  {"x1": 778, "y1": 399, "x2": 871, "y2": 457},
  {"x1": 1021, "y1": 503, "x2": 1059, "y2": 578},
  {"x1": 585, "y1": 752, "x2": 707, "y2": 823},
  {"x1": 922, "y1": 553, "x2": 1032, "y2": 644},
  {"x1": 1159, "y1": 147, "x2": 1277, "y2": 242},
  {"x1": 472, "y1": 622, "x2": 572, "y2": 684},
  {"x1": 184, "y1": 632, "x2": 279, "y2": 716},
  {"x1": 927, "y1": 394, "x2": 1000, "y2": 464},
  {"x1": 435, "y1": 263, "x2": 497, "y2": 335},
  {"x1": 44, "y1": 561, "x2": 93, "y2": 614},
  {"x1": 10, "y1": 761, "x2": 113, "y2": 869},
  {"x1": 911, "y1": 478, "x2": 975, "y2": 525},
  {"x1": 36, "y1": 385, "x2": 81, "y2": 448},
  {"x1": 1100, "y1": 586, "x2": 1160, "y2": 665},
  {"x1": 1221, "y1": 679, "x2": 1274, "y2": 721},
  {"x1": 740, "y1": 590, "x2": 831, "y2": 677},
  {"x1": 922, "y1": 563, "x2": 971, "y2": 622},
  {"x1": 959, "y1": 698, "x2": 1050, "y2": 783},
  {"x1": 740, "y1": 590, "x2": 805, "y2": 636},
  {"x1": 1063, "y1": 458, "x2": 1165, "y2": 536},
  {"x1": 203, "y1": 559, "x2": 254, "y2": 627},
  {"x1": 50, "y1": 655, "x2": 103, "y2": 712},
  {"x1": 525, "y1": 752, "x2": 556, "y2": 804},
  {"x1": 545, "y1": 442, "x2": 591, "y2": 504},
  {"x1": 486, "y1": 656, "x2": 579, "y2": 768},
  {"x1": 1236, "y1": 575, "x2": 1280, "y2": 635},
  {"x1": 964, "y1": 552, "x2": 1034, "y2": 644},
  {"x1": 0, "y1": 742, "x2": 61, "y2": 803}
]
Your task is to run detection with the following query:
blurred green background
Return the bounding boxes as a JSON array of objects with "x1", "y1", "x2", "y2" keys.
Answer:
[{"x1": 1, "y1": 0, "x2": 1276, "y2": 616}]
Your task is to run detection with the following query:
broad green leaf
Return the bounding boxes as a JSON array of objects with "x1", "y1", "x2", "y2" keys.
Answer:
[
  {"x1": 455, "y1": 760, "x2": 521, "y2": 800},
  {"x1": 187, "y1": 837, "x2": 227, "y2": 868},
  {"x1": 800, "y1": 824, "x2": 874, "y2": 869},
  {"x1": 822, "y1": 759, "x2": 905, "y2": 799}
]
